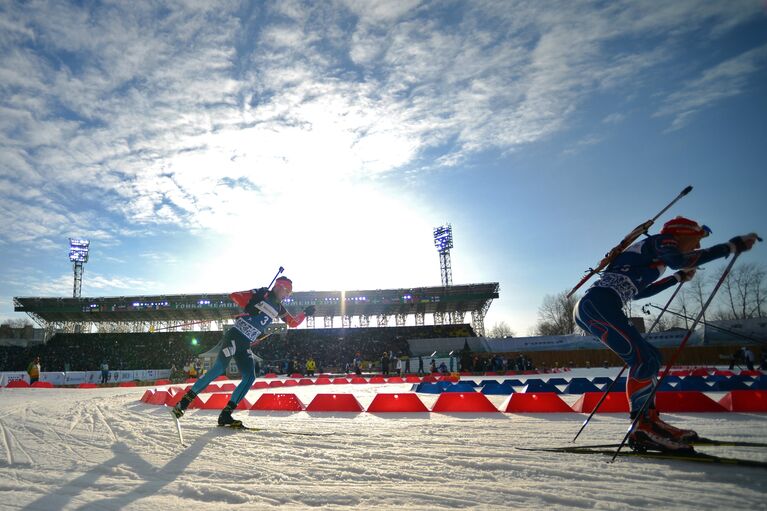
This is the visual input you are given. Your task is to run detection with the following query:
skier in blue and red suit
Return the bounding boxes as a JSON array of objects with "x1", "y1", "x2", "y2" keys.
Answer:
[
  {"x1": 172, "y1": 276, "x2": 315, "y2": 428},
  {"x1": 574, "y1": 217, "x2": 758, "y2": 452}
]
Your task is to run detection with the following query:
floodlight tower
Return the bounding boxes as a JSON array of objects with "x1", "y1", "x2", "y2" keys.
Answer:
[
  {"x1": 433, "y1": 224, "x2": 454, "y2": 287},
  {"x1": 68, "y1": 238, "x2": 90, "y2": 298}
]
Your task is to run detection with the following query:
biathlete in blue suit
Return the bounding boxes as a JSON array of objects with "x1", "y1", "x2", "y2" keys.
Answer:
[
  {"x1": 574, "y1": 217, "x2": 758, "y2": 452},
  {"x1": 171, "y1": 276, "x2": 315, "y2": 428}
]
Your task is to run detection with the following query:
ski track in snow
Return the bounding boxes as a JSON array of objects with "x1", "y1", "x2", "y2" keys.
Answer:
[{"x1": 0, "y1": 373, "x2": 765, "y2": 510}]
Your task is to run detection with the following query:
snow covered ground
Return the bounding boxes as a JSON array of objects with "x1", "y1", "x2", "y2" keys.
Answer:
[{"x1": 1, "y1": 369, "x2": 765, "y2": 510}]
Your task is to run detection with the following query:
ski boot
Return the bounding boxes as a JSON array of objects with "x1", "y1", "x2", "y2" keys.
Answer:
[
  {"x1": 218, "y1": 402, "x2": 244, "y2": 428},
  {"x1": 628, "y1": 415, "x2": 695, "y2": 453},
  {"x1": 646, "y1": 409, "x2": 699, "y2": 442},
  {"x1": 171, "y1": 390, "x2": 198, "y2": 419}
]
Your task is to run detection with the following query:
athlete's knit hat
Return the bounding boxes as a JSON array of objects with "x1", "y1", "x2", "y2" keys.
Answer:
[
  {"x1": 660, "y1": 216, "x2": 711, "y2": 237},
  {"x1": 272, "y1": 276, "x2": 293, "y2": 294}
]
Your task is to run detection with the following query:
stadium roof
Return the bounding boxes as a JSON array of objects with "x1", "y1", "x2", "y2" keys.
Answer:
[{"x1": 14, "y1": 283, "x2": 499, "y2": 324}]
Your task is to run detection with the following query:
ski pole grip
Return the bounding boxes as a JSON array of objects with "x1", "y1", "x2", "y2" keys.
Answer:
[{"x1": 681, "y1": 185, "x2": 693, "y2": 196}]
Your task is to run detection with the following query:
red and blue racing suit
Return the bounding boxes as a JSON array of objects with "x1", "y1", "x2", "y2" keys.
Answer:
[{"x1": 574, "y1": 234, "x2": 731, "y2": 416}]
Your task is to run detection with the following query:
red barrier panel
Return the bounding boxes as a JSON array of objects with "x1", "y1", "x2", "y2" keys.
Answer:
[
  {"x1": 367, "y1": 393, "x2": 429, "y2": 413},
  {"x1": 185, "y1": 378, "x2": 198, "y2": 383},
  {"x1": 187, "y1": 394, "x2": 207, "y2": 409},
  {"x1": 202, "y1": 384, "x2": 221, "y2": 393},
  {"x1": 148, "y1": 390, "x2": 171, "y2": 405},
  {"x1": 387, "y1": 377, "x2": 405, "y2": 383},
  {"x1": 690, "y1": 368, "x2": 710, "y2": 377},
  {"x1": 214, "y1": 375, "x2": 228, "y2": 381},
  {"x1": 315, "y1": 377, "x2": 332, "y2": 385},
  {"x1": 165, "y1": 391, "x2": 184, "y2": 407},
  {"x1": 421, "y1": 375, "x2": 438, "y2": 382},
  {"x1": 712, "y1": 370, "x2": 735, "y2": 377},
  {"x1": 31, "y1": 381, "x2": 54, "y2": 388},
  {"x1": 78, "y1": 383, "x2": 98, "y2": 389},
  {"x1": 670, "y1": 371, "x2": 690, "y2": 377},
  {"x1": 571, "y1": 392, "x2": 629, "y2": 413},
  {"x1": 655, "y1": 391, "x2": 727, "y2": 412},
  {"x1": 140, "y1": 390, "x2": 154, "y2": 402},
  {"x1": 431, "y1": 392, "x2": 499, "y2": 413},
  {"x1": 200, "y1": 393, "x2": 231, "y2": 409},
  {"x1": 154, "y1": 379, "x2": 171, "y2": 385},
  {"x1": 269, "y1": 381, "x2": 285, "y2": 388},
  {"x1": 298, "y1": 379, "x2": 315, "y2": 386},
  {"x1": 263, "y1": 373, "x2": 278, "y2": 379},
  {"x1": 405, "y1": 376, "x2": 422, "y2": 383},
  {"x1": 502, "y1": 393, "x2": 573, "y2": 413},
  {"x1": 350, "y1": 377, "x2": 368, "y2": 384},
  {"x1": 252, "y1": 381, "x2": 269, "y2": 389},
  {"x1": 5, "y1": 380, "x2": 30, "y2": 388},
  {"x1": 332, "y1": 378, "x2": 350, "y2": 385},
  {"x1": 283, "y1": 380, "x2": 299, "y2": 387},
  {"x1": 438, "y1": 375, "x2": 460, "y2": 382},
  {"x1": 118, "y1": 381, "x2": 137, "y2": 387},
  {"x1": 369, "y1": 376, "x2": 386, "y2": 383},
  {"x1": 719, "y1": 390, "x2": 767, "y2": 412},
  {"x1": 219, "y1": 383, "x2": 236, "y2": 392},
  {"x1": 306, "y1": 393, "x2": 364, "y2": 412},
  {"x1": 252, "y1": 393, "x2": 305, "y2": 411},
  {"x1": 740, "y1": 370, "x2": 763, "y2": 377},
  {"x1": 290, "y1": 373, "x2": 304, "y2": 378}
]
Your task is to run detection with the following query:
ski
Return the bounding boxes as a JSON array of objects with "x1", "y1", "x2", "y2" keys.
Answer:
[
  {"x1": 515, "y1": 445, "x2": 767, "y2": 469},
  {"x1": 568, "y1": 438, "x2": 767, "y2": 450},
  {"x1": 217, "y1": 424, "x2": 334, "y2": 437},
  {"x1": 169, "y1": 409, "x2": 186, "y2": 446}
]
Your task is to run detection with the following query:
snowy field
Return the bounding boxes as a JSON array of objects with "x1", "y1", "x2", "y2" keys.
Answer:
[{"x1": 0, "y1": 369, "x2": 765, "y2": 510}]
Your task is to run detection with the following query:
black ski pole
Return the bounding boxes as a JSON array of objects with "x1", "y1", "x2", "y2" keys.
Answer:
[
  {"x1": 572, "y1": 281, "x2": 685, "y2": 443},
  {"x1": 611, "y1": 252, "x2": 743, "y2": 462},
  {"x1": 567, "y1": 186, "x2": 692, "y2": 298},
  {"x1": 268, "y1": 266, "x2": 285, "y2": 289}
]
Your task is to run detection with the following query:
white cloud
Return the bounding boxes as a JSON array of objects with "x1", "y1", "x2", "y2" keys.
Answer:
[{"x1": 655, "y1": 43, "x2": 767, "y2": 131}]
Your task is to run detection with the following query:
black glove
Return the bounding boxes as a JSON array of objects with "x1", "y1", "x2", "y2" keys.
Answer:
[
  {"x1": 251, "y1": 287, "x2": 269, "y2": 300},
  {"x1": 729, "y1": 233, "x2": 759, "y2": 254},
  {"x1": 303, "y1": 305, "x2": 316, "y2": 316}
]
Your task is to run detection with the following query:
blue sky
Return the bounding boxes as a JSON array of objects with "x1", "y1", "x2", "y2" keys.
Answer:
[{"x1": 1, "y1": 0, "x2": 766, "y2": 335}]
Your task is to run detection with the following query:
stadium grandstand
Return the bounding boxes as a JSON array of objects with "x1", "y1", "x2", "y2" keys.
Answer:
[{"x1": 5, "y1": 284, "x2": 499, "y2": 376}]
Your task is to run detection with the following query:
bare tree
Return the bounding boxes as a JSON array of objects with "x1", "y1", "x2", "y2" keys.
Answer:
[
  {"x1": 714, "y1": 262, "x2": 766, "y2": 320},
  {"x1": 487, "y1": 321, "x2": 515, "y2": 338},
  {"x1": 534, "y1": 291, "x2": 579, "y2": 335}
]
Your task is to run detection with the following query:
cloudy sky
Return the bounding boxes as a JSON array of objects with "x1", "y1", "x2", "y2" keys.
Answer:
[{"x1": 1, "y1": 0, "x2": 766, "y2": 335}]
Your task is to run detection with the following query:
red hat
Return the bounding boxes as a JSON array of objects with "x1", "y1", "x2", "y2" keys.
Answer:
[
  {"x1": 660, "y1": 216, "x2": 711, "y2": 237},
  {"x1": 272, "y1": 276, "x2": 293, "y2": 294}
]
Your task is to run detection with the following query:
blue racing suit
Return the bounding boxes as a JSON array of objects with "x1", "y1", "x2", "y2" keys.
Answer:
[
  {"x1": 574, "y1": 234, "x2": 731, "y2": 415},
  {"x1": 188, "y1": 289, "x2": 296, "y2": 406}
]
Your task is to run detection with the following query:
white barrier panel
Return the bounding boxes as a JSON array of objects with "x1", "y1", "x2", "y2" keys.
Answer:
[
  {"x1": 64, "y1": 372, "x2": 92, "y2": 385},
  {"x1": 41, "y1": 372, "x2": 66, "y2": 385},
  {"x1": 0, "y1": 372, "x2": 30, "y2": 386}
]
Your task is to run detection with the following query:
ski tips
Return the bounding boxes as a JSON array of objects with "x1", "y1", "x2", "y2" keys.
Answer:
[{"x1": 681, "y1": 185, "x2": 693, "y2": 195}]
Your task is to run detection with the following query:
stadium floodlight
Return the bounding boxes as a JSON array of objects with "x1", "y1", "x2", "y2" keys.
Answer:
[
  {"x1": 433, "y1": 224, "x2": 453, "y2": 290},
  {"x1": 433, "y1": 225, "x2": 453, "y2": 254},
  {"x1": 69, "y1": 238, "x2": 90, "y2": 263},
  {"x1": 69, "y1": 238, "x2": 90, "y2": 298}
]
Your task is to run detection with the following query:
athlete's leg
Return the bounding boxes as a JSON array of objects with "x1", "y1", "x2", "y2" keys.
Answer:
[{"x1": 575, "y1": 288, "x2": 661, "y2": 416}]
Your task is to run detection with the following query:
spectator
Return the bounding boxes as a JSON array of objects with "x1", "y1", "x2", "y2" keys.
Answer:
[
  {"x1": 306, "y1": 357, "x2": 316, "y2": 376},
  {"x1": 396, "y1": 357, "x2": 403, "y2": 376},
  {"x1": 404, "y1": 356, "x2": 411, "y2": 374},
  {"x1": 27, "y1": 356, "x2": 41, "y2": 384},
  {"x1": 430, "y1": 359, "x2": 437, "y2": 373},
  {"x1": 438, "y1": 361, "x2": 448, "y2": 373},
  {"x1": 418, "y1": 356, "x2": 424, "y2": 375},
  {"x1": 381, "y1": 352, "x2": 390, "y2": 376},
  {"x1": 100, "y1": 360, "x2": 109, "y2": 384},
  {"x1": 743, "y1": 347, "x2": 755, "y2": 371}
]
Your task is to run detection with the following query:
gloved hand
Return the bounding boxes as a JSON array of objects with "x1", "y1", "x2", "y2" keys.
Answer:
[
  {"x1": 251, "y1": 287, "x2": 269, "y2": 300},
  {"x1": 674, "y1": 268, "x2": 696, "y2": 282},
  {"x1": 304, "y1": 305, "x2": 316, "y2": 316},
  {"x1": 729, "y1": 233, "x2": 759, "y2": 254}
]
